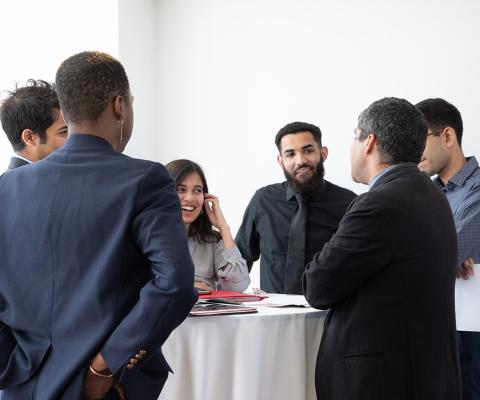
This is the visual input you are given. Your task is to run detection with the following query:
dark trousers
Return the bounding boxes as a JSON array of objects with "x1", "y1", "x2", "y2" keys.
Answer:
[{"x1": 458, "y1": 331, "x2": 480, "y2": 400}]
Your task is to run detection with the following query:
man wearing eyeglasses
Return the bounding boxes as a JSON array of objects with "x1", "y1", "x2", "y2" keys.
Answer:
[
  {"x1": 417, "y1": 98, "x2": 480, "y2": 400},
  {"x1": 304, "y1": 97, "x2": 461, "y2": 400}
]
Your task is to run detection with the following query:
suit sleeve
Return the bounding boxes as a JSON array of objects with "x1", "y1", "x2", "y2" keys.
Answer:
[
  {"x1": 100, "y1": 163, "x2": 197, "y2": 376},
  {"x1": 0, "y1": 322, "x2": 16, "y2": 371},
  {"x1": 303, "y1": 194, "x2": 391, "y2": 309},
  {"x1": 235, "y1": 192, "x2": 261, "y2": 271}
]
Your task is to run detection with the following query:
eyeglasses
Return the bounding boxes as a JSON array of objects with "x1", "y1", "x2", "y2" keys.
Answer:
[{"x1": 427, "y1": 128, "x2": 444, "y2": 137}]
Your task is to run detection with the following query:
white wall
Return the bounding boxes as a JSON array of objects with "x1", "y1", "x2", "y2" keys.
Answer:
[
  {"x1": 118, "y1": 0, "x2": 158, "y2": 160},
  {"x1": 0, "y1": 0, "x2": 119, "y2": 168},
  {"x1": 2, "y1": 1, "x2": 480, "y2": 288},
  {"x1": 154, "y1": 0, "x2": 480, "y2": 287}
]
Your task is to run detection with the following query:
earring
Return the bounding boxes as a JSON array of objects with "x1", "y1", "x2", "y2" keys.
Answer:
[{"x1": 119, "y1": 119, "x2": 124, "y2": 144}]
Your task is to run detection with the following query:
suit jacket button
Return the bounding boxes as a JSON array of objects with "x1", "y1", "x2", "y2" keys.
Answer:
[
  {"x1": 139, "y1": 350, "x2": 147, "y2": 355},
  {"x1": 130, "y1": 358, "x2": 138, "y2": 364},
  {"x1": 135, "y1": 354, "x2": 142, "y2": 359},
  {"x1": 127, "y1": 363, "x2": 134, "y2": 369}
]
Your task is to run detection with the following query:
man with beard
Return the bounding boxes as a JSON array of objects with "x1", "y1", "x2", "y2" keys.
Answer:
[{"x1": 236, "y1": 121, "x2": 356, "y2": 294}]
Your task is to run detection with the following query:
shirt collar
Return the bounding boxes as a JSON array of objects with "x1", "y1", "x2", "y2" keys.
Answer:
[
  {"x1": 285, "y1": 179, "x2": 327, "y2": 201},
  {"x1": 368, "y1": 164, "x2": 398, "y2": 190},
  {"x1": 449, "y1": 156, "x2": 478, "y2": 188},
  {"x1": 13, "y1": 154, "x2": 33, "y2": 164},
  {"x1": 434, "y1": 156, "x2": 478, "y2": 189}
]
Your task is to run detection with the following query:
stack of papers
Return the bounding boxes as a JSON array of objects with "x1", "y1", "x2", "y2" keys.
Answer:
[
  {"x1": 189, "y1": 301, "x2": 258, "y2": 316},
  {"x1": 199, "y1": 290, "x2": 267, "y2": 303},
  {"x1": 247, "y1": 294, "x2": 311, "y2": 308}
]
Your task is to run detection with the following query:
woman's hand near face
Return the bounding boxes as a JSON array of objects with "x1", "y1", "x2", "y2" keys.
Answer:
[
  {"x1": 204, "y1": 194, "x2": 235, "y2": 248},
  {"x1": 204, "y1": 194, "x2": 227, "y2": 231}
]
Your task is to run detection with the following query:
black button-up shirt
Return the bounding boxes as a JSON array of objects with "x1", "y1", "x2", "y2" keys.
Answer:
[{"x1": 236, "y1": 180, "x2": 356, "y2": 293}]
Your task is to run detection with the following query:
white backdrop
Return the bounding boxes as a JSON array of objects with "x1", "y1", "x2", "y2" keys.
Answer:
[
  {"x1": 152, "y1": 0, "x2": 480, "y2": 287},
  {"x1": 0, "y1": 0, "x2": 119, "y2": 168},
  {"x1": 2, "y1": 0, "x2": 480, "y2": 288}
]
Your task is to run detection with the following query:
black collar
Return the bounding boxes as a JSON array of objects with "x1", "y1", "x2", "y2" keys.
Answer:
[{"x1": 285, "y1": 179, "x2": 327, "y2": 201}]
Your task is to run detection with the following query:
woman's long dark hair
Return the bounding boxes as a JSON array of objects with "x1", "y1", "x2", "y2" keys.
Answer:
[{"x1": 166, "y1": 159, "x2": 220, "y2": 244}]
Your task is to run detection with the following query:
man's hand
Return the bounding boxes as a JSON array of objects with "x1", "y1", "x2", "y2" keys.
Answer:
[
  {"x1": 457, "y1": 256, "x2": 475, "y2": 280},
  {"x1": 84, "y1": 353, "x2": 126, "y2": 400},
  {"x1": 84, "y1": 368, "x2": 114, "y2": 400}
]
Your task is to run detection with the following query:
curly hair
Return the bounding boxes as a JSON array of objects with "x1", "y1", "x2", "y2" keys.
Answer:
[
  {"x1": 357, "y1": 97, "x2": 427, "y2": 164},
  {"x1": 55, "y1": 51, "x2": 129, "y2": 123},
  {"x1": 166, "y1": 159, "x2": 220, "y2": 244},
  {"x1": 0, "y1": 79, "x2": 59, "y2": 151}
]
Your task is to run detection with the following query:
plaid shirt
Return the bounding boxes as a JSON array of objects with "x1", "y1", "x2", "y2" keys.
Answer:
[{"x1": 435, "y1": 156, "x2": 480, "y2": 266}]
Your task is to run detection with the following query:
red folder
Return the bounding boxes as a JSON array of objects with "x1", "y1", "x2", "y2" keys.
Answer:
[{"x1": 199, "y1": 290, "x2": 266, "y2": 302}]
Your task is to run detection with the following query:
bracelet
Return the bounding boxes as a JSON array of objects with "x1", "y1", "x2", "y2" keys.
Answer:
[{"x1": 89, "y1": 364, "x2": 113, "y2": 378}]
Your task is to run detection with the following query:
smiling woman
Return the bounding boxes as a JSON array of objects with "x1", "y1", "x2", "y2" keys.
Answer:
[{"x1": 166, "y1": 159, "x2": 250, "y2": 292}]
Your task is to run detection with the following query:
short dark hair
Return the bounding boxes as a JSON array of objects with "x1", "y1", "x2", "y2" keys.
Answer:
[
  {"x1": 357, "y1": 97, "x2": 427, "y2": 164},
  {"x1": 55, "y1": 51, "x2": 130, "y2": 123},
  {"x1": 165, "y1": 159, "x2": 220, "y2": 244},
  {"x1": 0, "y1": 79, "x2": 59, "y2": 151},
  {"x1": 415, "y1": 98, "x2": 463, "y2": 146},
  {"x1": 275, "y1": 121, "x2": 322, "y2": 152}
]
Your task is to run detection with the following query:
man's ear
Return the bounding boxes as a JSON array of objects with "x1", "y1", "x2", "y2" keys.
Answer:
[
  {"x1": 443, "y1": 127, "x2": 458, "y2": 148},
  {"x1": 113, "y1": 95, "x2": 124, "y2": 121},
  {"x1": 277, "y1": 154, "x2": 284, "y2": 168},
  {"x1": 364, "y1": 133, "x2": 377, "y2": 154},
  {"x1": 21, "y1": 129, "x2": 40, "y2": 147},
  {"x1": 320, "y1": 146, "x2": 328, "y2": 161}
]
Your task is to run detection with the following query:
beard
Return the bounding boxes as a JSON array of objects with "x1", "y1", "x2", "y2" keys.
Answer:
[{"x1": 283, "y1": 157, "x2": 325, "y2": 193}]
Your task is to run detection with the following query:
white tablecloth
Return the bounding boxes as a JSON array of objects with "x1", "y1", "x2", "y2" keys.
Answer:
[{"x1": 159, "y1": 295, "x2": 327, "y2": 400}]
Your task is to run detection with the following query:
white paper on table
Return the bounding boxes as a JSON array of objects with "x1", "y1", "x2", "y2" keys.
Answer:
[
  {"x1": 247, "y1": 294, "x2": 311, "y2": 308},
  {"x1": 455, "y1": 264, "x2": 480, "y2": 332}
]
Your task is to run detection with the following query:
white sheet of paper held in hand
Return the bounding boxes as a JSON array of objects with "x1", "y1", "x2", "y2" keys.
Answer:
[{"x1": 455, "y1": 264, "x2": 480, "y2": 332}]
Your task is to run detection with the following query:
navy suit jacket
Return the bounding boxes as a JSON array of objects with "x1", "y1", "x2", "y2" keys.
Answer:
[
  {"x1": 0, "y1": 134, "x2": 197, "y2": 399},
  {"x1": 7, "y1": 156, "x2": 29, "y2": 169}
]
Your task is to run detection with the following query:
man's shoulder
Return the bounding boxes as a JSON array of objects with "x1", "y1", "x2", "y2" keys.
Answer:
[
  {"x1": 323, "y1": 180, "x2": 357, "y2": 201},
  {"x1": 119, "y1": 157, "x2": 172, "y2": 184},
  {"x1": 253, "y1": 182, "x2": 287, "y2": 199}
]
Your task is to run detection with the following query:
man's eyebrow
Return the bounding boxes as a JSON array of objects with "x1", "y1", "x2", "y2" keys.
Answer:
[
  {"x1": 283, "y1": 143, "x2": 315, "y2": 155},
  {"x1": 302, "y1": 144, "x2": 315, "y2": 150}
]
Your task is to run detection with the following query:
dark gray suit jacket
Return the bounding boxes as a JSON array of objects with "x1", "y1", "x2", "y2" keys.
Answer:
[
  {"x1": 0, "y1": 134, "x2": 197, "y2": 399},
  {"x1": 304, "y1": 163, "x2": 461, "y2": 400}
]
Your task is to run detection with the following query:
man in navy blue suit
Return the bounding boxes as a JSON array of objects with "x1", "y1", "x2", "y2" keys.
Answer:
[{"x1": 0, "y1": 51, "x2": 197, "y2": 399}]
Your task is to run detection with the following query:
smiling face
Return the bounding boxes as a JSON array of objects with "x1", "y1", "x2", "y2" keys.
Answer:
[
  {"x1": 36, "y1": 109, "x2": 68, "y2": 159},
  {"x1": 277, "y1": 131, "x2": 327, "y2": 192},
  {"x1": 176, "y1": 171, "x2": 205, "y2": 228}
]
